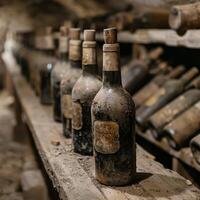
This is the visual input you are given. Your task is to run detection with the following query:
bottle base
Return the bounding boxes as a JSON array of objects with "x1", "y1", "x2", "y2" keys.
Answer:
[{"x1": 95, "y1": 171, "x2": 135, "y2": 186}]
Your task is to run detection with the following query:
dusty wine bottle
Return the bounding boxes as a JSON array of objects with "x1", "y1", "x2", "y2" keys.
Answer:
[
  {"x1": 149, "y1": 89, "x2": 200, "y2": 139},
  {"x1": 133, "y1": 65, "x2": 186, "y2": 108},
  {"x1": 122, "y1": 60, "x2": 148, "y2": 95},
  {"x1": 136, "y1": 67, "x2": 199, "y2": 127},
  {"x1": 72, "y1": 30, "x2": 102, "y2": 155},
  {"x1": 40, "y1": 27, "x2": 57, "y2": 104},
  {"x1": 51, "y1": 26, "x2": 70, "y2": 122},
  {"x1": 61, "y1": 28, "x2": 82, "y2": 137},
  {"x1": 163, "y1": 101, "x2": 200, "y2": 150},
  {"x1": 190, "y1": 134, "x2": 200, "y2": 165},
  {"x1": 34, "y1": 27, "x2": 55, "y2": 97},
  {"x1": 186, "y1": 75, "x2": 200, "y2": 90},
  {"x1": 91, "y1": 28, "x2": 136, "y2": 186},
  {"x1": 169, "y1": 2, "x2": 200, "y2": 35},
  {"x1": 122, "y1": 47, "x2": 163, "y2": 95}
]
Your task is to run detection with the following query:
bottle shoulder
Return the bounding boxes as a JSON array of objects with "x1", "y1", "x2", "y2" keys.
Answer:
[
  {"x1": 92, "y1": 86, "x2": 135, "y2": 114},
  {"x1": 72, "y1": 75, "x2": 102, "y2": 101},
  {"x1": 60, "y1": 68, "x2": 82, "y2": 91},
  {"x1": 164, "y1": 79, "x2": 184, "y2": 92},
  {"x1": 51, "y1": 61, "x2": 70, "y2": 81}
]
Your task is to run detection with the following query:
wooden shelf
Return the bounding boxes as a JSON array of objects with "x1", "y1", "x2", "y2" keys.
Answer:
[
  {"x1": 3, "y1": 51, "x2": 200, "y2": 200},
  {"x1": 96, "y1": 30, "x2": 200, "y2": 49}
]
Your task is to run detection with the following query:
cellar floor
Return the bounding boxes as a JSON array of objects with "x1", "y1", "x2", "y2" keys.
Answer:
[{"x1": 0, "y1": 90, "x2": 24, "y2": 200}]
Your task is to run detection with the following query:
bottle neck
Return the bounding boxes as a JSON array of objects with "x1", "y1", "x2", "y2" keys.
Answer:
[
  {"x1": 69, "y1": 39, "x2": 82, "y2": 69},
  {"x1": 180, "y1": 67, "x2": 198, "y2": 86},
  {"x1": 69, "y1": 60, "x2": 81, "y2": 69},
  {"x1": 59, "y1": 36, "x2": 68, "y2": 62},
  {"x1": 59, "y1": 52, "x2": 68, "y2": 62},
  {"x1": 103, "y1": 43, "x2": 122, "y2": 87},
  {"x1": 82, "y1": 41, "x2": 98, "y2": 76}
]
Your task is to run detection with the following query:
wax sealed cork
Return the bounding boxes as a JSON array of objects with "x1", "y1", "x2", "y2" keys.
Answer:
[
  {"x1": 69, "y1": 28, "x2": 81, "y2": 40},
  {"x1": 84, "y1": 29, "x2": 95, "y2": 41}
]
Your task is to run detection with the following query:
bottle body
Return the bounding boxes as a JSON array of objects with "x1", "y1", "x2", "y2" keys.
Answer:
[
  {"x1": 136, "y1": 79, "x2": 184, "y2": 127},
  {"x1": 133, "y1": 74, "x2": 167, "y2": 108},
  {"x1": 61, "y1": 61, "x2": 82, "y2": 137},
  {"x1": 122, "y1": 60, "x2": 148, "y2": 95},
  {"x1": 72, "y1": 71, "x2": 101, "y2": 155},
  {"x1": 40, "y1": 63, "x2": 54, "y2": 104},
  {"x1": 51, "y1": 61, "x2": 69, "y2": 122},
  {"x1": 164, "y1": 101, "x2": 200, "y2": 150},
  {"x1": 149, "y1": 89, "x2": 200, "y2": 139},
  {"x1": 92, "y1": 83, "x2": 136, "y2": 185}
]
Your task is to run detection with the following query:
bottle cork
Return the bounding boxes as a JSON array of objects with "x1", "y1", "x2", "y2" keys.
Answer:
[
  {"x1": 82, "y1": 30, "x2": 96, "y2": 65},
  {"x1": 70, "y1": 28, "x2": 81, "y2": 40},
  {"x1": 84, "y1": 29, "x2": 95, "y2": 41},
  {"x1": 104, "y1": 27, "x2": 117, "y2": 44}
]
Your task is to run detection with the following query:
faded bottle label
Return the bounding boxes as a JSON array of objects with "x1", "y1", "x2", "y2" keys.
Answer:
[
  {"x1": 94, "y1": 121, "x2": 120, "y2": 154},
  {"x1": 69, "y1": 40, "x2": 82, "y2": 61},
  {"x1": 72, "y1": 102, "x2": 82, "y2": 130},
  {"x1": 61, "y1": 94, "x2": 73, "y2": 118},
  {"x1": 144, "y1": 88, "x2": 165, "y2": 106},
  {"x1": 103, "y1": 52, "x2": 119, "y2": 71},
  {"x1": 82, "y1": 48, "x2": 96, "y2": 65}
]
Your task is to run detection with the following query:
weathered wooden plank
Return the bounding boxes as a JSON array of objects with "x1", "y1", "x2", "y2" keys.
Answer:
[
  {"x1": 95, "y1": 30, "x2": 200, "y2": 49},
  {"x1": 3, "y1": 51, "x2": 200, "y2": 200}
]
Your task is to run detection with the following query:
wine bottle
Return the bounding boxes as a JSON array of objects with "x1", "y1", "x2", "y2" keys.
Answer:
[
  {"x1": 51, "y1": 26, "x2": 70, "y2": 122},
  {"x1": 163, "y1": 101, "x2": 200, "y2": 150},
  {"x1": 133, "y1": 65, "x2": 185, "y2": 108},
  {"x1": 122, "y1": 47, "x2": 163, "y2": 95},
  {"x1": 39, "y1": 27, "x2": 57, "y2": 104},
  {"x1": 34, "y1": 27, "x2": 55, "y2": 97},
  {"x1": 149, "y1": 89, "x2": 200, "y2": 139},
  {"x1": 91, "y1": 28, "x2": 136, "y2": 186},
  {"x1": 136, "y1": 67, "x2": 199, "y2": 127},
  {"x1": 169, "y1": 2, "x2": 200, "y2": 35},
  {"x1": 61, "y1": 28, "x2": 82, "y2": 137},
  {"x1": 186, "y1": 75, "x2": 200, "y2": 90},
  {"x1": 72, "y1": 30, "x2": 102, "y2": 155}
]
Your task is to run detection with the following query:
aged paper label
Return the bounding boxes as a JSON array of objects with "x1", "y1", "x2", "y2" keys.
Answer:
[
  {"x1": 144, "y1": 88, "x2": 165, "y2": 107},
  {"x1": 94, "y1": 121, "x2": 120, "y2": 154},
  {"x1": 61, "y1": 94, "x2": 72, "y2": 118},
  {"x1": 69, "y1": 45, "x2": 81, "y2": 61},
  {"x1": 82, "y1": 48, "x2": 96, "y2": 65},
  {"x1": 72, "y1": 102, "x2": 82, "y2": 130},
  {"x1": 103, "y1": 52, "x2": 119, "y2": 71}
]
